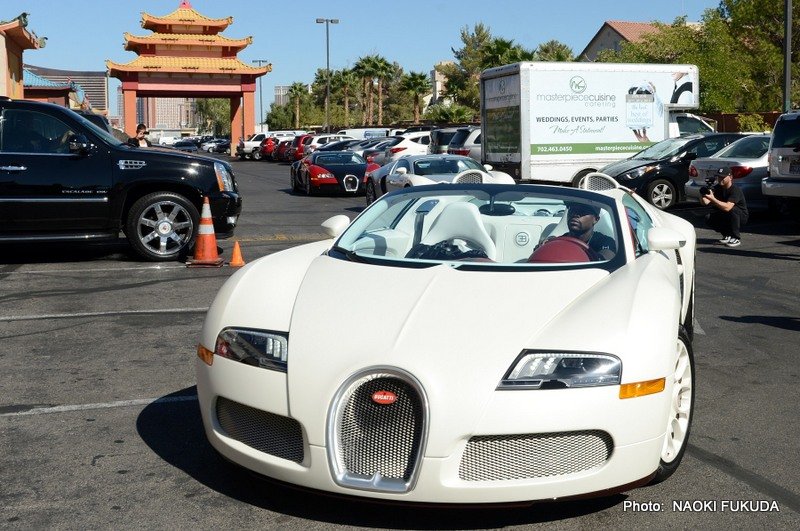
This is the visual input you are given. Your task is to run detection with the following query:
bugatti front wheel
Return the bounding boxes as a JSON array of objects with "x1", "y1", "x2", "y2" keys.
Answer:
[{"x1": 651, "y1": 328, "x2": 694, "y2": 484}]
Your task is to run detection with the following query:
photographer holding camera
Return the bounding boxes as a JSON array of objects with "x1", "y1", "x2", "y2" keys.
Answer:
[{"x1": 700, "y1": 167, "x2": 748, "y2": 247}]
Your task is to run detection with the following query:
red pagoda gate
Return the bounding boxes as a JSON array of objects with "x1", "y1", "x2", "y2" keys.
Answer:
[{"x1": 106, "y1": 1, "x2": 270, "y2": 140}]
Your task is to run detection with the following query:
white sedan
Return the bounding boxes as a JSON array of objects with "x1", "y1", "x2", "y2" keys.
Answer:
[
  {"x1": 196, "y1": 174, "x2": 696, "y2": 504},
  {"x1": 365, "y1": 154, "x2": 515, "y2": 205}
]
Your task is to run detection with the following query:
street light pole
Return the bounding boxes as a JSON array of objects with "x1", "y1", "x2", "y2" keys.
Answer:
[
  {"x1": 252, "y1": 59, "x2": 269, "y2": 131},
  {"x1": 316, "y1": 18, "x2": 339, "y2": 132}
]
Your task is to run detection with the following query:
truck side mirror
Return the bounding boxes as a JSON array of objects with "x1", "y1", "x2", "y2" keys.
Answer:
[{"x1": 68, "y1": 134, "x2": 91, "y2": 155}]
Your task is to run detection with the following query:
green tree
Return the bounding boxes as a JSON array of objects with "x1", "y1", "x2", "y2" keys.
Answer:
[
  {"x1": 353, "y1": 55, "x2": 381, "y2": 125},
  {"x1": 331, "y1": 68, "x2": 360, "y2": 127},
  {"x1": 436, "y1": 24, "x2": 492, "y2": 112},
  {"x1": 195, "y1": 98, "x2": 230, "y2": 136},
  {"x1": 423, "y1": 103, "x2": 475, "y2": 123},
  {"x1": 399, "y1": 71, "x2": 432, "y2": 123},
  {"x1": 287, "y1": 82, "x2": 308, "y2": 129},
  {"x1": 479, "y1": 37, "x2": 536, "y2": 70},
  {"x1": 373, "y1": 56, "x2": 394, "y2": 125},
  {"x1": 536, "y1": 40, "x2": 574, "y2": 61}
]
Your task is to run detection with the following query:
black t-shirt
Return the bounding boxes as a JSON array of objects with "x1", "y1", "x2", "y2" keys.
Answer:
[
  {"x1": 713, "y1": 184, "x2": 748, "y2": 217},
  {"x1": 588, "y1": 231, "x2": 616, "y2": 255}
]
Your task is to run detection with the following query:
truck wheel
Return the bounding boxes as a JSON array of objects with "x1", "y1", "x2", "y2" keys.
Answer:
[
  {"x1": 252, "y1": 149, "x2": 262, "y2": 161},
  {"x1": 647, "y1": 179, "x2": 677, "y2": 210},
  {"x1": 125, "y1": 192, "x2": 199, "y2": 262}
]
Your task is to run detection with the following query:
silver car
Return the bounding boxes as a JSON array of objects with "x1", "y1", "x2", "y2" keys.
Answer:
[
  {"x1": 447, "y1": 126, "x2": 481, "y2": 163},
  {"x1": 685, "y1": 134, "x2": 769, "y2": 210},
  {"x1": 365, "y1": 154, "x2": 490, "y2": 205}
]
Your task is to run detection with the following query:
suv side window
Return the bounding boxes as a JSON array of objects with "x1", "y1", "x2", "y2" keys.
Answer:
[
  {"x1": 772, "y1": 115, "x2": 800, "y2": 148},
  {"x1": 1, "y1": 109, "x2": 76, "y2": 154}
]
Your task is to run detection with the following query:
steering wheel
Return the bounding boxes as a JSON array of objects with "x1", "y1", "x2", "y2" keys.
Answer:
[
  {"x1": 528, "y1": 236, "x2": 601, "y2": 263},
  {"x1": 452, "y1": 169, "x2": 486, "y2": 184}
]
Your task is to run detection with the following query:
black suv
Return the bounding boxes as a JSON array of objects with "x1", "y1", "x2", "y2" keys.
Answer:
[
  {"x1": 0, "y1": 98, "x2": 242, "y2": 261},
  {"x1": 600, "y1": 133, "x2": 745, "y2": 209}
]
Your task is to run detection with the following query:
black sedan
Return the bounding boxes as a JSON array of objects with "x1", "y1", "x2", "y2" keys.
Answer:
[
  {"x1": 172, "y1": 139, "x2": 199, "y2": 153},
  {"x1": 291, "y1": 151, "x2": 379, "y2": 196},
  {"x1": 600, "y1": 133, "x2": 745, "y2": 209}
]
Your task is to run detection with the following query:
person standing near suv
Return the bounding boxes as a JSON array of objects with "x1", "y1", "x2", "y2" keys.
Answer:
[
  {"x1": 127, "y1": 123, "x2": 152, "y2": 147},
  {"x1": 701, "y1": 167, "x2": 748, "y2": 247}
]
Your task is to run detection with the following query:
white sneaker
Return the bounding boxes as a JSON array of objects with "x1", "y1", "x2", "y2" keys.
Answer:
[
  {"x1": 725, "y1": 238, "x2": 741, "y2": 247},
  {"x1": 718, "y1": 236, "x2": 731, "y2": 244}
]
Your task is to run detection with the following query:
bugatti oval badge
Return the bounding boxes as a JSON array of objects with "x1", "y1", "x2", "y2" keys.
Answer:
[{"x1": 372, "y1": 390, "x2": 397, "y2": 405}]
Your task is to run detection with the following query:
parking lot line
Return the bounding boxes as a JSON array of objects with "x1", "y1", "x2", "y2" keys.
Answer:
[
  {"x1": 0, "y1": 307, "x2": 209, "y2": 322},
  {"x1": 0, "y1": 394, "x2": 198, "y2": 418}
]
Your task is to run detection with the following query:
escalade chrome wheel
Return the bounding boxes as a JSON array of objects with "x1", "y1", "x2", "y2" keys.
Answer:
[{"x1": 126, "y1": 192, "x2": 199, "y2": 261}]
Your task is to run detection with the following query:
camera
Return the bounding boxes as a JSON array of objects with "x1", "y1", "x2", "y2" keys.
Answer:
[{"x1": 699, "y1": 178, "x2": 715, "y2": 196}]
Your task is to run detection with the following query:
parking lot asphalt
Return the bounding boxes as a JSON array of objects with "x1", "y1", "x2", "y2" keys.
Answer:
[{"x1": 1, "y1": 156, "x2": 799, "y2": 529}]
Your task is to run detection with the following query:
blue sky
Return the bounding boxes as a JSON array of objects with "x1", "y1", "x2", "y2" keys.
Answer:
[{"x1": 19, "y1": 0, "x2": 719, "y2": 116}]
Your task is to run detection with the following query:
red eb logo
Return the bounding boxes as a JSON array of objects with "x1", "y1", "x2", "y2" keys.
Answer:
[{"x1": 372, "y1": 390, "x2": 397, "y2": 405}]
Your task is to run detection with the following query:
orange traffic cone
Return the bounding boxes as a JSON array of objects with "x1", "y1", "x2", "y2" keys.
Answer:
[
  {"x1": 229, "y1": 240, "x2": 245, "y2": 267},
  {"x1": 186, "y1": 198, "x2": 224, "y2": 267}
]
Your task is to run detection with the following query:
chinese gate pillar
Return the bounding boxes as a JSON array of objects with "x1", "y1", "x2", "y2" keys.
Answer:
[
  {"x1": 123, "y1": 90, "x2": 138, "y2": 137},
  {"x1": 230, "y1": 95, "x2": 244, "y2": 152},
  {"x1": 243, "y1": 91, "x2": 255, "y2": 138}
]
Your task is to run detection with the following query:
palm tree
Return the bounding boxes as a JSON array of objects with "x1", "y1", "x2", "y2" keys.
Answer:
[
  {"x1": 400, "y1": 72, "x2": 432, "y2": 123},
  {"x1": 353, "y1": 55, "x2": 380, "y2": 125},
  {"x1": 287, "y1": 82, "x2": 307, "y2": 129},
  {"x1": 331, "y1": 68, "x2": 359, "y2": 127},
  {"x1": 537, "y1": 40, "x2": 574, "y2": 61},
  {"x1": 373, "y1": 56, "x2": 394, "y2": 125},
  {"x1": 480, "y1": 38, "x2": 536, "y2": 69},
  {"x1": 424, "y1": 103, "x2": 474, "y2": 124}
]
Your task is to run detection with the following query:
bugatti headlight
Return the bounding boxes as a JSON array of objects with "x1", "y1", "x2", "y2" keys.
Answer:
[
  {"x1": 214, "y1": 161, "x2": 234, "y2": 191},
  {"x1": 215, "y1": 328, "x2": 288, "y2": 372},
  {"x1": 620, "y1": 165, "x2": 655, "y2": 180},
  {"x1": 499, "y1": 351, "x2": 621, "y2": 389}
]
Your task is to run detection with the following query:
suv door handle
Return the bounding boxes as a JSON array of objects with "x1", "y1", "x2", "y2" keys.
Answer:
[{"x1": 0, "y1": 165, "x2": 27, "y2": 171}]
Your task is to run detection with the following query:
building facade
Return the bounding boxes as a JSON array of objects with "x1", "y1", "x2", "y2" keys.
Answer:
[{"x1": 24, "y1": 64, "x2": 108, "y2": 111}]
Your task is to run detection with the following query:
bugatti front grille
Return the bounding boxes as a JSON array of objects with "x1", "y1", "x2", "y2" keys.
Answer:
[
  {"x1": 458, "y1": 430, "x2": 613, "y2": 481},
  {"x1": 337, "y1": 376, "x2": 424, "y2": 483},
  {"x1": 216, "y1": 397, "x2": 304, "y2": 463},
  {"x1": 453, "y1": 171, "x2": 484, "y2": 184}
]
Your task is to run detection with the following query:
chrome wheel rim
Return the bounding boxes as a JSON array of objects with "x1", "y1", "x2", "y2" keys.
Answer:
[
  {"x1": 651, "y1": 183, "x2": 674, "y2": 209},
  {"x1": 136, "y1": 200, "x2": 194, "y2": 256},
  {"x1": 661, "y1": 339, "x2": 692, "y2": 463}
]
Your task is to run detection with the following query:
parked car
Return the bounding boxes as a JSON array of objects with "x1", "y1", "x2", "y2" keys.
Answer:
[
  {"x1": 201, "y1": 138, "x2": 227, "y2": 152},
  {"x1": 303, "y1": 134, "x2": 355, "y2": 156},
  {"x1": 236, "y1": 132, "x2": 267, "y2": 160},
  {"x1": 383, "y1": 131, "x2": 431, "y2": 165},
  {"x1": 428, "y1": 127, "x2": 460, "y2": 155},
  {"x1": 287, "y1": 134, "x2": 314, "y2": 162},
  {"x1": 316, "y1": 138, "x2": 363, "y2": 152},
  {"x1": 210, "y1": 139, "x2": 231, "y2": 154},
  {"x1": 685, "y1": 134, "x2": 770, "y2": 210},
  {"x1": 74, "y1": 110, "x2": 114, "y2": 135},
  {"x1": 364, "y1": 154, "x2": 512, "y2": 204},
  {"x1": 447, "y1": 126, "x2": 482, "y2": 163},
  {"x1": 763, "y1": 110, "x2": 800, "y2": 200},
  {"x1": 292, "y1": 150, "x2": 379, "y2": 196},
  {"x1": 172, "y1": 139, "x2": 199, "y2": 153},
  {"x1": 600, "y1": 133, "x2": 746, "y2": 209},
  {"x1": 0, "y1": 98, "x2": 241, "y2": 261},
  {"x1": 349, "y1": 136, "x2": 390, "y2": 157},
  {"x1": 158, "y1": 135, "x2": 178, "y2": 146},
  {"x1": 196, "y1": 177, "x2": 696, "y2": 504},
  {"x1": 275, "y1": 139, "x2": 292, "y2": 161},
  {"x1": 363, "y1": 137, "x2": 403, "y2": 165}
]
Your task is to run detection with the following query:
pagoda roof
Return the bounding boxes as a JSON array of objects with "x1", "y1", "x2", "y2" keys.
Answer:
[
  {"x1": 23, "y1": 68, "x2": 71, "y2": 89},
  {"x1": 140, "y1": 3, "x2": 232, "y2": 33},
  {"x1": 0, "y1": 13, "x2": 46, "y2": 50},
  {"x1": 106, "y1": 56, "x2": 271, "y2": 76},
  {"x1": 123, "y1": 32, "x2": 251, "y2": 52}
]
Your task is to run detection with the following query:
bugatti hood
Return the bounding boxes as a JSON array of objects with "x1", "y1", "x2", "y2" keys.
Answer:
[{"x1": 286, "y1": 255, "x2": 609, "y2": 450}]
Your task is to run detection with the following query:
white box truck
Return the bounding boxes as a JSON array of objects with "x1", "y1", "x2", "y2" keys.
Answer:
[{"x1": 480, "y1": 62, "x2": 712, "y2": 184}]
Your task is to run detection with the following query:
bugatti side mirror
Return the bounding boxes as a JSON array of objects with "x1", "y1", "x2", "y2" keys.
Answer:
[
  {"x1": 321, "y1": 215, "x2": 350, "y2": 239},
  {"x1": 647, "y1": 227, "x2": 686, "y2": 251}
]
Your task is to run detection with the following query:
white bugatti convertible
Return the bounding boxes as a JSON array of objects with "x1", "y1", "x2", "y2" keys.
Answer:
[{"x1": 196, "y1": 175, "x2": 696, "y2": 504}]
